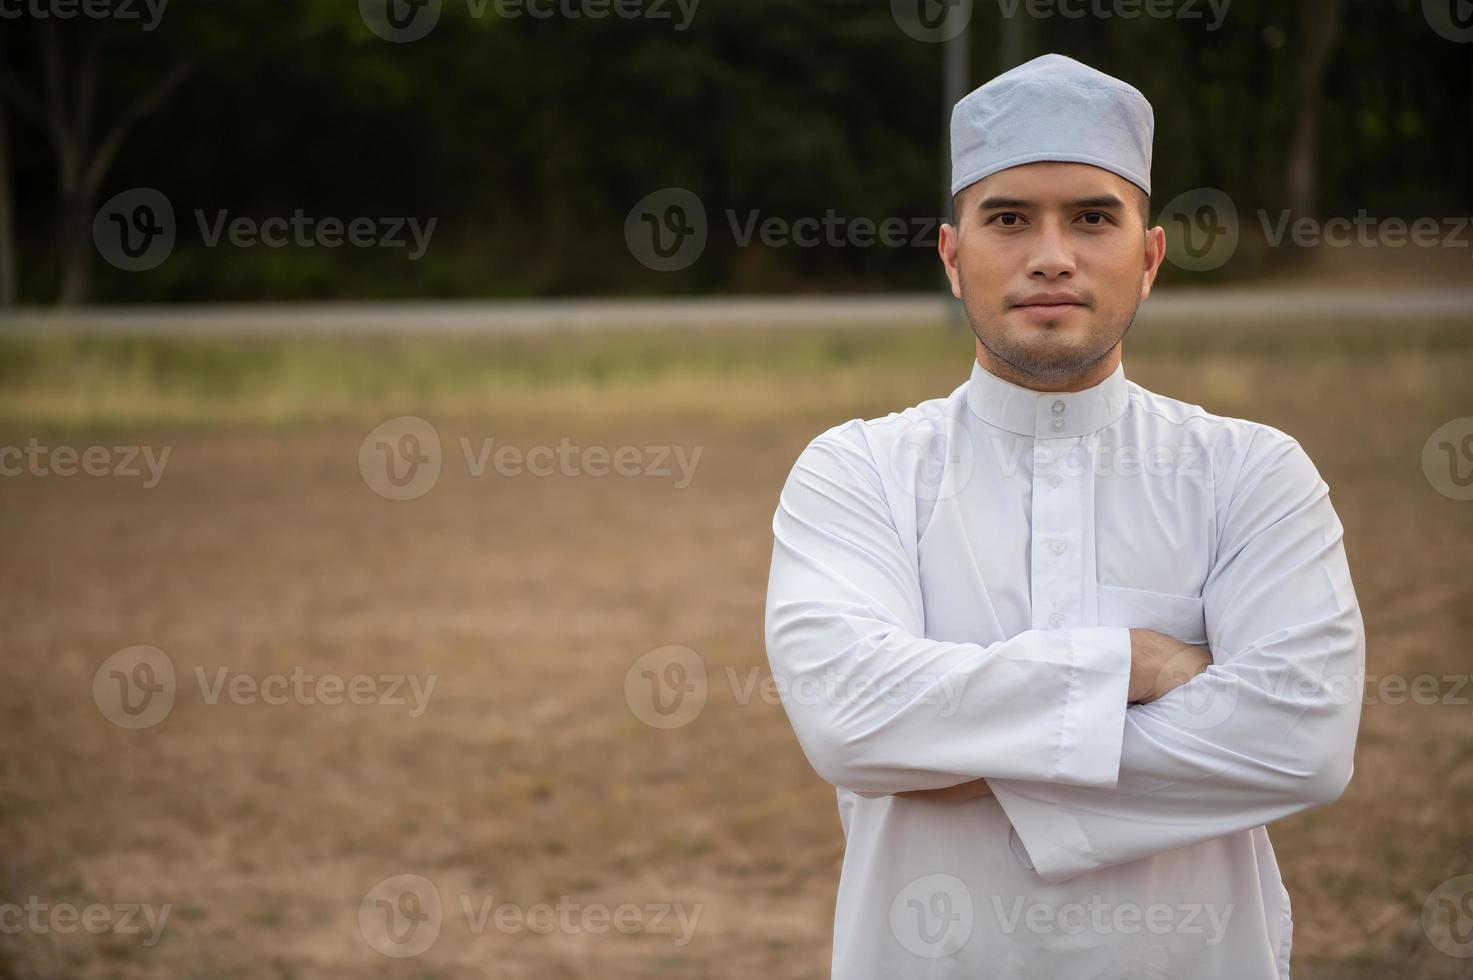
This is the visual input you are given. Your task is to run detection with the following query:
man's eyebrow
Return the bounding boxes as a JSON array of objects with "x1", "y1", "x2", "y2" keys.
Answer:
[
  {"x1": 977, "y1": 196, "x2": 1032, "y2": 210},
  {"x1": 976, "y1": 194, "x2": 1127, "y2": 210},
  {"x1": 1065, "y1": 194, "x2": 1127, "y2": 210}
]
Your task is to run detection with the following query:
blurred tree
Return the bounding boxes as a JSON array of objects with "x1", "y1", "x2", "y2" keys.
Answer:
[
  {"x1": 1286, "y1": 0, "x2": 1344, "y2": 218},
  {"x1": 0, "y1": 19, "x2": 198, "y2": 304},
  {"x1": 0, "y1": 70, "x2": 14, "y2": 307}
]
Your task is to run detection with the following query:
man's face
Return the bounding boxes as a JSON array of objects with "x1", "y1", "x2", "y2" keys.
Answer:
[{"x1": 938, "y1": 161, "x2": 1166, "y2": 390}]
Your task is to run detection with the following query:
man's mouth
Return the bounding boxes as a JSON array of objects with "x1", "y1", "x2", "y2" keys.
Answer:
[
  {"x1": 1012, "y1": 299, "x2": 1086, "y2": 320},
  {"x1": 1012, "y1": 292, "x2": 1086, "y2": 312}
]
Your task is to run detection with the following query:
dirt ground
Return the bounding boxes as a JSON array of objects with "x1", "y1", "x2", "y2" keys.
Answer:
[{"x1": 2, "y1": 341, "x2": 1472, "y2": 979}]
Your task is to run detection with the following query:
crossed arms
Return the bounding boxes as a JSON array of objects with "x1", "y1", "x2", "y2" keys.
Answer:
[
  {"x1": 895, "y1": 629, "x2": 1213, "y2": 804},
  {"x1": 763, "y1": 427, "x2": 1364, "y2": 884}
]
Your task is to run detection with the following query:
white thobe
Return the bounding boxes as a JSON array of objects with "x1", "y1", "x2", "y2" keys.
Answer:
[{"x1": 764, "y1": 359, "x2": 1364, "y2": 979}]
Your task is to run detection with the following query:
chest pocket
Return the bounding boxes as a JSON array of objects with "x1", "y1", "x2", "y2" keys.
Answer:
[{"x1": 1097, "y1": 584, "x2": 1208, "y2": 647}]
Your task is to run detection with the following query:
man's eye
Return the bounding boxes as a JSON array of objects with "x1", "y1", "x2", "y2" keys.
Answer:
[
  {"x1": 992, "y1": 213, "x2": 1024, "y2": 227},
  {"x1": 1079, "y1": 211, "x2": 1110, "y2": 225}
]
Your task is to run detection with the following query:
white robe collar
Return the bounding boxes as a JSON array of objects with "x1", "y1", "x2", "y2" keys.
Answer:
[{"x1": 966, "y1": 356, "x2": 1130, "y2": 438}]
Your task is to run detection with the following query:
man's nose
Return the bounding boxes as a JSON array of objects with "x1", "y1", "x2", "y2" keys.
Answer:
[{"x1": 1026, "y1": 219, "x2": 1077, "y2": 279}]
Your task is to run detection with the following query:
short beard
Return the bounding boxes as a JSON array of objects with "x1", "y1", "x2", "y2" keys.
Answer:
[{"x1": 964, "y1": 294, "x2": 1139, "y2": 388}]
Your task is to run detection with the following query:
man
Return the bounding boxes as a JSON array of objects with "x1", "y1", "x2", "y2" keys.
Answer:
[{"x1": 763, "y1": 53, "x2": 1363, "y2": 979}]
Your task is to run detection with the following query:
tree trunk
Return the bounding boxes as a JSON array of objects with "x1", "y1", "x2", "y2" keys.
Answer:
[
  {"x1": 0, "y1": 94, "x2": 15, "y2": 306},
  {"x1": 57, "y1": 194, "x2": 91, "y2": 306},
  {"x1": 1285, "y1": 0, "x2": 1344, "y2": 219}
]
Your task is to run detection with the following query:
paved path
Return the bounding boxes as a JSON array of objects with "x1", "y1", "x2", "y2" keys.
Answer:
[{"x1": 0, "y1": 287, "x2": 1468, "y2": 337}]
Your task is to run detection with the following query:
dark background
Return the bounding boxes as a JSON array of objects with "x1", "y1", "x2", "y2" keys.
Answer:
[{"x1": 1, "y1": 0, "x2": 1469, "y2": 303}]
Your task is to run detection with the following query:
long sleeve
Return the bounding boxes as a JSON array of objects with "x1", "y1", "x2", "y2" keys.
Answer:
[
  {"x1": 764, "y1": 427, "x2": 1133, "y2": 797},
  {"x1": 988, "y1": 428, "x2": 1364, "y2": 884}
]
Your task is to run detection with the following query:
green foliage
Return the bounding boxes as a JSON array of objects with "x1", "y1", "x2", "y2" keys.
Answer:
[{"x1": 1, "y1": 0, "x2": 1466, "y2": 300}]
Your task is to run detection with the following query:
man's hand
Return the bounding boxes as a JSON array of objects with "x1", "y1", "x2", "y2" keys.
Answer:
[
  {"x1": 895, "y1": 777, "x2": 994, "y2": 803},
  {"x1": 1129, "y1": 629, "x2": 1212, "y2": 704}
]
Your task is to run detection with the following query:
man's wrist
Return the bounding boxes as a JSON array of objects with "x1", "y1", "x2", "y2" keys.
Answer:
[{"x1": 1129, "y1": 628, "x2": 1212, "y2": 704}]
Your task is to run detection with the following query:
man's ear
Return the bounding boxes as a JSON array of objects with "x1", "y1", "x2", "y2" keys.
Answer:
[
  {"x1": 1139, "y1": 224, "x2": 1167, "y2": 301},
  {"x1": 938, "y1": 222, "x2": 963, "y2": 300}
]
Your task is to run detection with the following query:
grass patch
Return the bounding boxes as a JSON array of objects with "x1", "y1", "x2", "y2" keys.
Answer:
[{"x1": 1, "y1": 314, "x2": 1469, "y2": 430}]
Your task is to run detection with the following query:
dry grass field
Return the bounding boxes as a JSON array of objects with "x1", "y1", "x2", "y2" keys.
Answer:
[{"x1": 2, "y1": 315, "x2": 1472, "y2": 978}]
